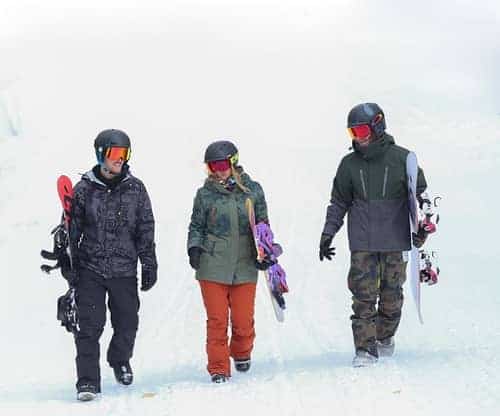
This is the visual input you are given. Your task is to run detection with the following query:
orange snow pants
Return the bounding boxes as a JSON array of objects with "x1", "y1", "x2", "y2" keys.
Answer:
[{"x1": 199, "y1": 280, "x2": 257, "y2": 376}]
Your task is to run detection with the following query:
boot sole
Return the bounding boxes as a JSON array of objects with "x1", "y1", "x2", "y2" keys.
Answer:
[{"x1": 77, "y1": 392, "x2": 97, "y2": 401}]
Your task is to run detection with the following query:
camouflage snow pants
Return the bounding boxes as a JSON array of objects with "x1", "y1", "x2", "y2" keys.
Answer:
[{"x1": 348, "y1": 251, "x2": 407, "y2": 356}]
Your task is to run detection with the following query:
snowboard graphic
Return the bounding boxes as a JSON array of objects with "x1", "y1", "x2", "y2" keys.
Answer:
[{"x1": 245, "y1": 198, "x2": 287, "y2": 323}]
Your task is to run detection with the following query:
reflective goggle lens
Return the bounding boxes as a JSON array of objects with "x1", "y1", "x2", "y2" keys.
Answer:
[
  {"x1": 348, "y1": 124, "x2": 371, "y2": 140},
  {"x1": 106, "y1": 147, "x2": 130, "y2": 161},
  {"x1": 208, "y1": 159, "x2": 231, "y2": 172}
]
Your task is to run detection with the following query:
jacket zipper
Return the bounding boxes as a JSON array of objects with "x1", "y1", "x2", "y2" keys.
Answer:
[
  {"x1": 382, "y1": 166, "x2": 389, "y2": 198},
  {"x1": 360, "y1": 169, "x2": 367, "y2": 199}
]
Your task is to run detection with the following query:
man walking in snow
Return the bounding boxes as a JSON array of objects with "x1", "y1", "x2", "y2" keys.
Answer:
[
  {"x1": 319, "y1": 103, "x2": 428, "y2": 367},
  {"x1": 68, "y1": 129, "x2": 158, "y2": 400}
]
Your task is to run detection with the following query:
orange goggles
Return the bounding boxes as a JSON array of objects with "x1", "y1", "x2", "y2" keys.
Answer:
[
  {"x1": 106, "y1": 146, "x2": 131, "y2": 161},
  {"x1": 347, "y1": 124, "x2": 371, "y2": 140}
]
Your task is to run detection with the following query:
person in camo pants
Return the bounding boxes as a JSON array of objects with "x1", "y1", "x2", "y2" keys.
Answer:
[{"x1": 319, "y1": 103, "x2": 429, "y2": 367}]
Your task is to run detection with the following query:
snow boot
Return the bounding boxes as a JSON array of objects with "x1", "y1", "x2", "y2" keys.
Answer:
[
  {"x1": 77, "y1": 383, "x2": 99, "y2": 401},
  {"x1": 352, "y1": 350, "x2": 378, "y2": 367},
  {"x1": 376, "y1": 337, "x2": 395, "y2": 357},
  {"x1": 112, "y1": 362, "x2": 133, "y2": 386},
  {"x1": 234, "y1": 358, "x2": 251, "y2": 372},
  {"x1": 211, "y1": 374, "x2": 228, "y2": 383}
]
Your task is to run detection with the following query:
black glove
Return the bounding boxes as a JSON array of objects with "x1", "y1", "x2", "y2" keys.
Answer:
[
  {"x1": 255, "y1": 257, "x2": 276, "y2": 271},
  {"x1": 319, "y1": 233, "x2": 336, "y2": 261},
  {"x1": 188, "y1": 247, "x2": 203, "y2": 270},
  {"x1": 60, "y1": 255, "x2": 78, "y2": 287},
  {"x1": 412, "y1": 227, "x2": 428, "y2": 248},
  {"x1": 141, "y1": 267, "x2": 157, "y2": 291}
]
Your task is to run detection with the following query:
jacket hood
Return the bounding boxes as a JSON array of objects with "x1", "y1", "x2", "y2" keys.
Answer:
[{"x1": 82, "y1": 164, "x2": 131, "y2": 187}]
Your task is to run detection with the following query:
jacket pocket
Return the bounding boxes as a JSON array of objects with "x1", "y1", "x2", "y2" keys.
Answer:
[
  {"x1": 382, "y1": 166, "x2": 389, "y2": 198},
  {"x1": 202, "y1": 238, "x2": 215, "y2": 256}
]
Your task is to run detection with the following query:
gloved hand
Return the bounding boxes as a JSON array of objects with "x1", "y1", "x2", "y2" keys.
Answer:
[
  {"x1": 255, "y1": 257, "x2": 276, "y2": 271},
  {"x1": 60, "y1": 255, "x2": 78, "y2": 287},
  {"x1": 188, "y1": 247, "x2": 203, "y2": 270},
  {"x1": 319, "y1": 233, "x2": 335, "y2": 261},
  {"x1": 412, "y1": 224, "x2": 428, "y2": 248},
  {"x1": 141, "y1": 267, "x2": 157, "y2": 291}
]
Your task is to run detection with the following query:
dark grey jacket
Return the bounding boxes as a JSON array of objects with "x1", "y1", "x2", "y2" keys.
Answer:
[
  {"x1": 69, "y1": 166, "x2": 157, "y2": 279},
  {"x1": 322, "y1": 134, "x2": 427, "y2": 252}
]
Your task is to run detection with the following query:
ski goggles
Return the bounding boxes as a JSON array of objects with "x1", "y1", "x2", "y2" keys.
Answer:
[
  {"x1": 106, "y1": 146, "x2": 131, "y2": 162},
  {"x1": 208, "y1": 159, "x2": 232, "y2": 172},
  {"x1": 347, "y1": 124, "x2": 371, "y2": 140}
]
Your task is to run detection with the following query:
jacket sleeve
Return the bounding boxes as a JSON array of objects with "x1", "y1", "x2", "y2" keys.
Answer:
[
  {"x1": 322, "y1": 158, "x2": 353, "y2": 237},
  {"x1": 135, "y1": 183, "x2": 158, "y2": 271},
  {"x1": 69, "y1": 181, "x2": 86, "y2": 267},
  {"x1": 187, "y1": 189, "x2": 207, "y2": 251},
  {"x1": 254, "y1": 182, "x2": 269, "y2": 223},
  {"x1": 416, "y1": 166, "x2": 427, "y2": 197}
]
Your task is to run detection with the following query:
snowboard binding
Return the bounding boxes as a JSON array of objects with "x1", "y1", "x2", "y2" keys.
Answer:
[
  {"x1": 40, "y1": 221, "x2": 70, "y2": 274},
  {"x1": 418, "y1": 192, "x2": 441, "y2": 234},
  {"x1": 255, "y1": 222, "x2": 289, "y2": 308},
  {"x1": 57, "y1": 287, "x2": 79, "y2": 333},
  {"x1": 419, "y1": 250, "x2": 439, "y2": 286}
]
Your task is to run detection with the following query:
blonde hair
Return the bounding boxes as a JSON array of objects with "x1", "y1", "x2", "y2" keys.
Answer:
[
  {"x1": 231, "y1": 165, "x2": 250, "y2": 193},
  {"x1": 206, "y1": 164, "x2": 250, "y2": 193}
]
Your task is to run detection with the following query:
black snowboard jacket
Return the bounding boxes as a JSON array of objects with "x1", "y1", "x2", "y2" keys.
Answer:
[
  {"x1": 69, "y1": 165, "x2": 158, "y2": 279},
  {"x1": 322, "y1": 134, "x2": 427, "y2": 252}
]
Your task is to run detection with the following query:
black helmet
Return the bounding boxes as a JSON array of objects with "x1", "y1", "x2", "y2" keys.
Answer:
[
  {"x1": 94, "y1": 129, "x2": 131, "y2": 164},
  {"x1": 204, "y1": 140, "x2": 239, "y2": 165},
  {"x1": 347, "y1": 103, "x2": 386, "y2": 138}
]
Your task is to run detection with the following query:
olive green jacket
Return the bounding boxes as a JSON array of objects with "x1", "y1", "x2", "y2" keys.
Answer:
[
  {"x1": 322, "y1": 134, "x2": 427, "y2": 251},
  {"x1": 187, "y1": 169, "x2": 268, "y2": 284}
]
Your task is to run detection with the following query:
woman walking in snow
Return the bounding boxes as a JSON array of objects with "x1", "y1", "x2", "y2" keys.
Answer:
[{"x1": 187, "y1": 140, "x2": 272, "y2": 383}]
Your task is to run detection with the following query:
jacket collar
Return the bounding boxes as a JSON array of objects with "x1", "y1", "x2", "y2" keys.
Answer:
[
  {"x1": 353, "y1": 133, "x2": 395, "y2": 160},
  {"x1": 204, "y1": 166, "x2": 251, "y2": 195},
  {"x1": 83, "y1": 164, "x2": 131, "y2": 188}
]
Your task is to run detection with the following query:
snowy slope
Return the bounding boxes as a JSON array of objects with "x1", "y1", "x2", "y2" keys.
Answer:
[{"x1": 1, "y1": 1, "x2": 500, "y2": 415}]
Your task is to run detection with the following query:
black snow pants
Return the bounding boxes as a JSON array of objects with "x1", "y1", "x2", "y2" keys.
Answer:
[{"x1": 74, "y1": 268, "x2": 139, "y2": 390}]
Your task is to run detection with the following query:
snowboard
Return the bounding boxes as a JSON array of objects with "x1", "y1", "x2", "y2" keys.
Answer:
[
  {"x1": 57, "y1": 175, "x2": 74, "y2": 230},
  {"x1": 41, "y1": 175, "x2": 74, "y2": 274},
  {"x1": 406, "y1": 152, "x2": 423, "y2": 324},
  {"x1": 41, "y1": 175, "x2": 79, "y2": 333},
  {"x1": 245, "y1": 198, "x2": 286, "y2": 323}
]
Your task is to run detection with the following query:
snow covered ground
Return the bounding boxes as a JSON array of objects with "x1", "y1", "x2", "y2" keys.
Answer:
[{"x1": 1, "y1": 1, "x2": 499, "y2": 415}]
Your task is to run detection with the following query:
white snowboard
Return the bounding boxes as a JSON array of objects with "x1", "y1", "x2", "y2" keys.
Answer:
[{"x1": 406, "y1": 152, "x2": 423, "y2": 324}]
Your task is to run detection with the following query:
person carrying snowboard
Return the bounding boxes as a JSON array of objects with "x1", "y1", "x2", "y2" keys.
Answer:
[
  {"x1": 319, "y1": 103, "x2": 428, "y2": 367},
  {"x1": 68, "y1": 129, "x2": 158, "y2": 400},
  {"x1": 187, "y1": 140, "x2": 271, "y2": 383}
]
